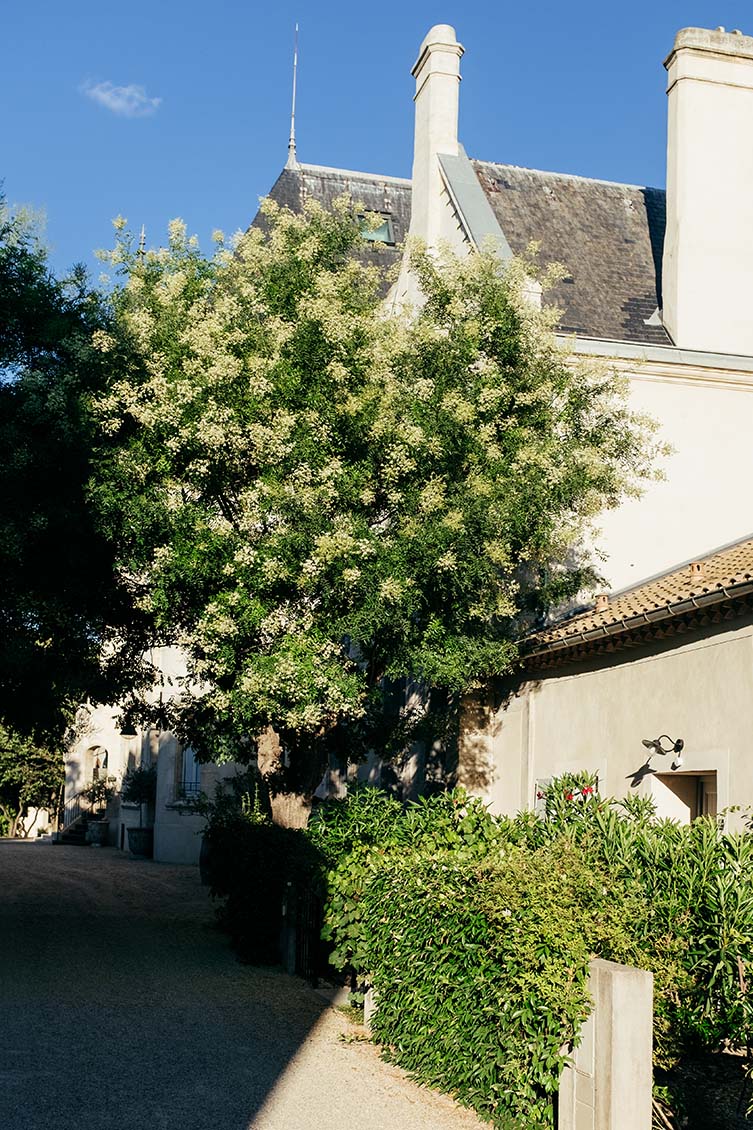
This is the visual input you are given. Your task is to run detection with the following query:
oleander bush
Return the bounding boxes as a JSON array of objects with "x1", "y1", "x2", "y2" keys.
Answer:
[{"x1": 317, "y1": 781, "x2": 753, "y2": 1129}]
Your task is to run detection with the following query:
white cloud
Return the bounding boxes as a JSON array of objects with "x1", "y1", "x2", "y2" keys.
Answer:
[{"x1": 81, "y1": 80, "x2": 162, "y2": 118}]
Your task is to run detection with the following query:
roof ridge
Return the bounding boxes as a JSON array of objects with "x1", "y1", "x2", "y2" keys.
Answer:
[
  {"x1": 608, "y1": 531, "x2": 753, "y2": 598},
  {"x1": 470, "y1": 157, "x2": 664, "y2": 196},
  {"x1": 527, "y1": 532, "x2": 753, "y2": 658},
  {"x1": 298, "y1": 162, "x2": 411, "y2": 186}
]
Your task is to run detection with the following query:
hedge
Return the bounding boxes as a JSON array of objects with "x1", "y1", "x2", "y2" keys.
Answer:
[{"x1": 203, "y1": 777, "x2": 753, "y2": 1128}]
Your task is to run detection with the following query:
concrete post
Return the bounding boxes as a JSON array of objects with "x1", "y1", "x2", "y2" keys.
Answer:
[
  {"x1": 363, "y1": 985, "x2": 377, "y2": 1030},
  {"x1": 558, "y1": 958, "x2": 653, "y2": 1130}
]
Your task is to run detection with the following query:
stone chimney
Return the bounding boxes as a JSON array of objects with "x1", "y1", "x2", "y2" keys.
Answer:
[
  {"x1": 663, "y1": 27, "x2": 753, "y2": 355},
  {"x1": 408, "y1": 24, "x2": 464, "y2": 248}
]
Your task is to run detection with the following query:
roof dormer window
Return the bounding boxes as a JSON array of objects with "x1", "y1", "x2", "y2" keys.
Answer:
[{"x1": 359, "y1": 213, "x2": 395, "y2": 245}]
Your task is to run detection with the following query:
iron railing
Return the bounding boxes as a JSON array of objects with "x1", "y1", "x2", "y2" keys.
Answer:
[{"x1": 61, "y1": 787, "x2": 108, "y2": 828}]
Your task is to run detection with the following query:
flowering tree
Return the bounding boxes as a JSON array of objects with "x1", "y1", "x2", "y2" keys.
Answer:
[{"x1": 92, "y1": 200, "x2": 659, "y2": 799}]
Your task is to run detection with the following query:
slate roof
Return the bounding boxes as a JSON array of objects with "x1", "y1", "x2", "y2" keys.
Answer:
[
  {"x1": 260, "y1": 164, "x2": 412, "y2": 291},
  {"x1": 471, "y1": 162, "x2": 669, "y2": 345},
  {"x1": 255, "y1": 158, "x2": 669, "y2": 346},
  {"x1": 527, "y1": 534, "x2": 753, "y2": 659}
]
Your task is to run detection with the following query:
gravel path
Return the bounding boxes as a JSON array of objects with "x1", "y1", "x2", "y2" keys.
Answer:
[{"x1": 0, "y1": 841, "x2": 483, "y2": 1130}]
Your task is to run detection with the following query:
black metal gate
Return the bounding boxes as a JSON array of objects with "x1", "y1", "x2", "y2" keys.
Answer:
[{"x1": 294, "y1": 884, "x2": 325, "y2": 982}]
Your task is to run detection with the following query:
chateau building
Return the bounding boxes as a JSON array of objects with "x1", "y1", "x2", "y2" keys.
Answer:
[
  {"x1": 265, "y1": 24, "x2": 753, "y2": 828},
  {"x1": 63, "y1": 24, "x2": 753, "y2": 857}
]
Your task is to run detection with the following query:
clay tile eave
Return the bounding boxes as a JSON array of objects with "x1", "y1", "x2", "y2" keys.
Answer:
[{"x1": 523, "y1": 533, "x2": 753, "y2": 659}]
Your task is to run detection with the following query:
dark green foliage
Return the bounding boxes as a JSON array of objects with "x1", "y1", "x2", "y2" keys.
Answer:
[
  {"x1": 0, "y1": 204, "x2": 148, "y2": 742},
  {"x1": 82, "y1": 775, "x2": 116, "y2": 813},
  {"x1": 121, "y1": 764, "x2": 157, "y2": 827},
  {"x1": 0, "y1": 720, "x2": 64, "y2": 836},
  {"x1": 316, "y1": 783, "x2": 753, "y2": 1129},
  {"x1": 209, "y1": 821, "x2": 318, "y2": 964},
  {"x1": 308, "y1": 784, "x2": 502, "y2": 867},
  {"x1": 356, "y1": 845, "x2": 640, "y2": 1129},
  {"x1": 201, "y1": 775, "x2": 324, "y2": 965},
  {"x1": 121, "y1": 764, "x2": 157, "y2": 807}
]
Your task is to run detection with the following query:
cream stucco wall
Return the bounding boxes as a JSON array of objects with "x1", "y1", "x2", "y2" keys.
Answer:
[
  {"x1": 65, "y1": 702, "x2": 141, "y2": 847},
  {"x1": 470, "y1": 616, "x2": 753, "y2": 830},
  {"x1": 663, "y1": 28, "x2": 753, "y2": 355},
  {"x1": 152, "y1": 732, "x2": 240, "y2": 865},
  {"x1": 592, "y1": 359, "x2": 753, "y2": 591}
]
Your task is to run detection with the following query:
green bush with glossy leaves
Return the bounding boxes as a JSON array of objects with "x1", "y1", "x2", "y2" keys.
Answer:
[{"x1": 318, "y1": 781, "x2": 753, "y2": 1128}]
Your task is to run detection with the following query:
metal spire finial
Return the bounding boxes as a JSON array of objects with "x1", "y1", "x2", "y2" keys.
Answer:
[
  {"x1": 137, "y1": 224, "x2": 146, "y2": 256},
  {"x1": 286, "y1": 23, "x2": 300, "y2": 169}
]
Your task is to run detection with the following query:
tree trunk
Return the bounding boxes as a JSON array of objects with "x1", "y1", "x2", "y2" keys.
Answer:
[{"x1": 256, "y1": 728, "x2": 313, "y2": 830}]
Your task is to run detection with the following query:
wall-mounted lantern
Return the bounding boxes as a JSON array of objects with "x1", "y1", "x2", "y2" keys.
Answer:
[{"x1": 642, "y1": 735, "x2": 684, "y2": 771}]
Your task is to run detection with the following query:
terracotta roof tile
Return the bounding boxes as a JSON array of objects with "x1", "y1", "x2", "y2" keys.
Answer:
[{"x1": 531, "y1": 535, "x2": 753, "y2": 651}]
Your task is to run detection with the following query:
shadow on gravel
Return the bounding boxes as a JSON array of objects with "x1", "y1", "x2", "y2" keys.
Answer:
[{"x1": 0, "y1": 842, "x2": 328, "y2": 1130}]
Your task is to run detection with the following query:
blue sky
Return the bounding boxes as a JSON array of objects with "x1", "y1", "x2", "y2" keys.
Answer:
[{"x1": 3, "y1": 0, "x2": 752, "y2": 276}]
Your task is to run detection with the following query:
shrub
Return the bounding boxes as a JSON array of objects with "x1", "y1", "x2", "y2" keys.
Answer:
[
  {"x1": 211, "y1": 819, "x2": 323, "y2": 964},
  {"x1": 320, "y1": 781, "x2": 753, "y2": 1127},
  {"x1": 200, "y1": 773, "x2": 324, "y2": 965},
  {"x1": 526, "y1": 785, "x2": 753, "y2": 1061},
  {"x1": 309, "y1": 784, "x2": 503, "y2": 865},
  {"x1": 205, "y1": 777, "x2": 753, "y2": 1125},
  {"x1": 83, "y1": 775, "x2": 116, "y2": 813},
  {"x1": 327, "y1": 837, "x2": 648, "y2": 1129}
]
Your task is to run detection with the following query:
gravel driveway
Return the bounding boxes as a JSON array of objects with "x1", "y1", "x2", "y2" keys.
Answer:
[{"x1": 0, "y1": 841, "x2": 483, "y2": 1130}]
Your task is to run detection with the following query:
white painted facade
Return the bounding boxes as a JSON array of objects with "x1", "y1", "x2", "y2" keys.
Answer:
[
  {"x1": 663, "y1": 27, "x2": 753, "y2": 355},
  {"x1": 64, "y1": 648, "x2": 239, "y2": 862},
  {"x1": 584, "y1": 346, "x2": 753, "y2": 591},
  {"x1": 400, "y1": 24, "x2": 753, "y2": 593},
  {"x1": 463, "y1": 613, "x2": 753, "y2": 831}
]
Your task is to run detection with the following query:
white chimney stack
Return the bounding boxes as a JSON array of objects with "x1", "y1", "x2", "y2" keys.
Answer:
[
  {"x1": 663, "y1": 27, "x2": 753, "y2": 355},
  {"x1": 408, "y1": 24, "x2": 464, "y2": 248}
]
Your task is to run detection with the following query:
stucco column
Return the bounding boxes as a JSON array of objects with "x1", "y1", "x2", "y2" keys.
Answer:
[
  {"x1": 408, "y1": 24, "x2": 464, "y2": 250},
  {"x1": 663, "y1": 27, "x2": 753, "y2": 354}
]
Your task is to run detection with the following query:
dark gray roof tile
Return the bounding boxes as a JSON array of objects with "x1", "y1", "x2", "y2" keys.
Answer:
[
  {"x1": 257, "y1": 164, "x2": 411, "y2": 293},
  {"x1": 472, "y1": 161, "x2": 670, "y2": 345},
  {"x1": 255, "y1": 160, "x2": 669, "y2": 346}
]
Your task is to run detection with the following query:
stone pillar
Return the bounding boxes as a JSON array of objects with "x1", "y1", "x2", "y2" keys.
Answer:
[
  {"x1": 363, "y1": 985, "x2": 377, "y2": 1030},
  {"x1": 558, "y1": 958, "x2": 653, "y2": 1130}
]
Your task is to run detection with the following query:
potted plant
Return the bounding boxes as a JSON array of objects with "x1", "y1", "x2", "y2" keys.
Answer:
[
  {"x1": 121, "y1": 764, "x2": 157, "y2": 858},
  {"x1": 83, "y1": 777, "x2": 116, "y2": 845}
]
